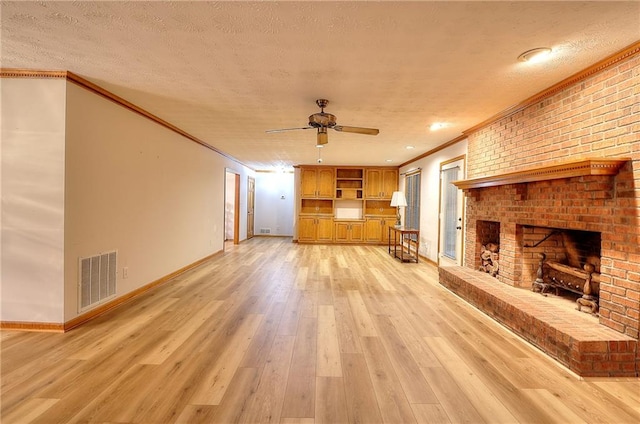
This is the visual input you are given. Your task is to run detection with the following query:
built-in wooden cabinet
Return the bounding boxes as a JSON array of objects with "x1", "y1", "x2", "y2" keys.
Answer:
[
  {"x1": 297, "y1": 166, "x2": 398, "y2": 244},
  {"x1": 365, "y1": 168, "x2": 398, "y2": 199},
  {"x1": 334, "y1": 220, "x2": 364, "y2": 243},
  {"x1": 363, "y1": 199, "x2": 397, "y2": 243},
  {"x1": 364, "y1": 217, "x2": 397, "y2": 243},
  {"x1": 299, "y1": 216, "x2": 333, "y2": 242},
  {"x1": 301, "y1": 167, "x2": 334, "y2": 198}
]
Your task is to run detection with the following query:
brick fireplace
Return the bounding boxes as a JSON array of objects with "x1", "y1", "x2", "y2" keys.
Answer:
[{"x1": 439, "y1": 44, "x2": 640, "y2": 376}]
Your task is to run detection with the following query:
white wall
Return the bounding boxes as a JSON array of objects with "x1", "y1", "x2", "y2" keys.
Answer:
[
  {"x1": 254, "y1": 172, "x2": 294, "y2": 236},
  {"x1": 1, "y1": 78, "x2": 67, "y2": 322},
  {"x1": 399, "y1": 140, "x2": 468, "y2": 263},
  {"x1": 63, "y1": 82, "x2": 254, "y2": 322}
]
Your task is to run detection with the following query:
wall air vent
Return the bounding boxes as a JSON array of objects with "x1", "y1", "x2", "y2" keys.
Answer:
[
  {"x1": 260, "y1": 228, "x2": 271, "y2": 234},
  {"x1": 79, "y1": 251, "x2": 117, "y2": 312}
]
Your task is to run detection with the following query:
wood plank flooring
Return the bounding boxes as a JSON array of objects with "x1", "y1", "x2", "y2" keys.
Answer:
[{"x1": 2, "y1": 237, "x2": 639, "y2": 423}]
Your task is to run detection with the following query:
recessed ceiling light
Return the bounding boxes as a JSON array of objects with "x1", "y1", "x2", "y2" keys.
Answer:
[
  {"x1": 385, "y1": 159, "x2": 393, "y2": 162},
  {"x1": 518, "y1": 47, "x2": 552, "y2": 63},
  {"x1": 430, "y1": 122, "x2": 446, "y2": 131},
  {"x1": 405, "y1": 145, "x2": 415, "y2": 150}
]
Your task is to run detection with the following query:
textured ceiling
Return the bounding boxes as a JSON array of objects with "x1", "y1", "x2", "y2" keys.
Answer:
[{"x1": 2, "y1": 1, "x2": 639, "y2": 171}]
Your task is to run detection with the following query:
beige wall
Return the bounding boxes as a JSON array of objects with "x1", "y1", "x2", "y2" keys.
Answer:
[
  {"x1": 63, "y1": 81, "x2": 254, "y2": 322},
  {"x1": 1, "y1": 78, "x2": 67, "y2": 322},
  {"x1": 1, "y1": 76, "x2": 254, "y2": 324}
]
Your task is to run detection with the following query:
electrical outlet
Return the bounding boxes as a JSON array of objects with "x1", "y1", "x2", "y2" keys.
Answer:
[{"x1": 123, "y1": 267, "x2": 128, "y2": 279}]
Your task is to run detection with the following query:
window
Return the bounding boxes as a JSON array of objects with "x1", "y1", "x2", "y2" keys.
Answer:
[{"x1": 405, "y1": 171, "x2": 420, "y2": 231}]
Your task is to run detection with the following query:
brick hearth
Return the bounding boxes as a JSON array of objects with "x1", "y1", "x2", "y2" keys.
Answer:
[{"x1": 439, "y1": 266, "x2": 639, "y2": 377}]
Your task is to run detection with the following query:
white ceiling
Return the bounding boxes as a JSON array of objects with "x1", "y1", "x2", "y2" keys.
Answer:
[{"x1": 2, "y1": 1, "x2": 639, "y2": 171}]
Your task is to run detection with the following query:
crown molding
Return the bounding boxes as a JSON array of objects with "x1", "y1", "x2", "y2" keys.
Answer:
[
  {"x1": 0, "y1": 69, "x2": 67, "y2": 78},
  {"x1": 463, "y1": 40, "x2": 640, "y2": 136},
  {"x1": 400, "y1": 134, "x2": 467, "y2": 168},
  {"x1": 0, "y1": 68, "x2": 252, "y2": 171}
]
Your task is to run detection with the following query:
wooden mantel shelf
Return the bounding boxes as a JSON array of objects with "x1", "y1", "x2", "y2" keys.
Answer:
[{"x1": 453, "y1": 158, "x2": 629, "y2": 190}]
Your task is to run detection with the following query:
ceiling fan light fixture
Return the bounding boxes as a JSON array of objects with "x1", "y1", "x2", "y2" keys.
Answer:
[
  {"x1": 316, "y1": 127, "x2": 328, "y2": 147},
  {"x1": 267, "y1": 99, "x2": 379, "y2": 148},
  {"x1": 517, "y1": 47, "x2": 552, "y2": 63}
]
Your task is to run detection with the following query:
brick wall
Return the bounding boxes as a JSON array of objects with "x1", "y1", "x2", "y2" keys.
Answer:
[{"x1": 464, "y1": 51, "x2": 640, "y2": 338}]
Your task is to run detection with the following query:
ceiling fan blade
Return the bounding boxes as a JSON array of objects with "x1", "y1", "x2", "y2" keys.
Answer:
[
  {"x1": 333, "y1": 125, "x2": 379, "y2": 136},
  {"x1": 265, "y1": 126, "x2": 313, "y2": 133}
]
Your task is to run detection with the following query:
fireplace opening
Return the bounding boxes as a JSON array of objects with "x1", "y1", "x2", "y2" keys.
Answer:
[
  {"x1": 522, "y1": 226, "x2": 602, "y2": 314},
  {"x1": 476, "y1": 220, "x2": 500, "y2": 277}
]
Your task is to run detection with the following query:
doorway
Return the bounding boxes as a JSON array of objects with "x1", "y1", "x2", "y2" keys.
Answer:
[
  {"x1": 247, "y1": 176, "x2": 255, "y2": 239},
  {"x1": 438, "y1": 156, "x2": 465, "y2": 266},
  {"x1": 225, "y1": 169, "x2": 240, "y2": 246}
]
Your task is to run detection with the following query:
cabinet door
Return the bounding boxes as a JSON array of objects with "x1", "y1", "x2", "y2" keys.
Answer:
[
  {"x1": 381, "y1": 169, "x2": 398, "y2": 199},
  {"x1": 365, "y1": 218, "x2": 383, "y2": 242},
  {"x1": 365, "y1": 169, "x2": 382, "y2": 198},
  {"x1": 334, "y1": 222, "x2": 350, "y2": 242},
  {"x1": 301, "y1": 169, "x2": 319, "y2": 198},
  {"x1": 317, "y1": 217, "x2": 334, "y2": 241},
  {"x1": 298, "y1": 216, "x2": 317, "y2": 241},
  {"x1": 350, "y1": 222, "x2": 365, "y2": 242},
  {"x1": 317, "y1": 168, "x2": 335, "y2": 198},
  {"x1": 381, "y1": 218, "x2": 397, "y2": 243}
]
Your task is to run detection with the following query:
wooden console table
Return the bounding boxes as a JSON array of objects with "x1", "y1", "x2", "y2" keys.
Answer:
[{"x1": 388, "y1": 226, "x2": 419, "y2": 263}]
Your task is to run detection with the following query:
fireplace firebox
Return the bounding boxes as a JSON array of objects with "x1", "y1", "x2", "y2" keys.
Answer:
[{"x1": 526, "y1": 228, "x2": 602, "y2": 314}]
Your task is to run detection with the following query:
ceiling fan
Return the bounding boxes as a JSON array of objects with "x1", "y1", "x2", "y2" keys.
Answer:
[{"x1": 266, "y1": 99, "x2": 379, "y2": 146}]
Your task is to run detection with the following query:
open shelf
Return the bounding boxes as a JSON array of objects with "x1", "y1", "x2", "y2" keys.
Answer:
[
  {"x1": 300, "y1": 199, "x2": 333, "y2": 215},
  {"x1": 364, "y1": 199, "x2": 396, "y2": 217},
  {"x1": 336, "y1": 167, "x2": 364, "y2": 199}
]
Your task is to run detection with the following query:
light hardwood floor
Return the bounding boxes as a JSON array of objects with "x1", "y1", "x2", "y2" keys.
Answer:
[{"x1": 2, "y1": 237, "x2": 639, "y2": 423}]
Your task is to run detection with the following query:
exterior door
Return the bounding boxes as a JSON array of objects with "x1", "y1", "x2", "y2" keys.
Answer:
[
  {"x1": 439, "y1": 157, "x2": 465, "y2": 266},
  {"x1": 247, "y1": 176, "x2": 255, "y2": 239}
]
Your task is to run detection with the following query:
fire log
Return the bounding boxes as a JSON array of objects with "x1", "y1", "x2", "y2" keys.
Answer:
[{"x1": 479, "y1": 243, "x2": 499, "y2": 277}]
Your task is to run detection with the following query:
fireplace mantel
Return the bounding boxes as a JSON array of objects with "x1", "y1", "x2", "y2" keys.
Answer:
[{"x1": 453, "y1": 158, "x2": 629, "y2": 190}]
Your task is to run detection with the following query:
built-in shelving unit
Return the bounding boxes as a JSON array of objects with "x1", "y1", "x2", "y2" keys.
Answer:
[
  {"x1": 298, "y1": 165, "x2": 398, "y2": 243},
  {"x1": 335, "y1": 168, "x2": 364, "y2": 199}
]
